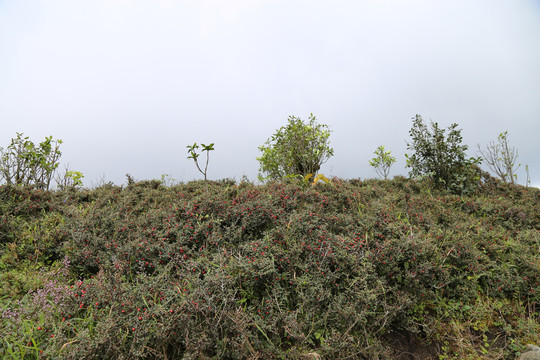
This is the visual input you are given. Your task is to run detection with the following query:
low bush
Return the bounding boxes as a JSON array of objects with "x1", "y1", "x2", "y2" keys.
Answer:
[{"x1": 1, "y1": 178, "x2": 539, "y2": 359}]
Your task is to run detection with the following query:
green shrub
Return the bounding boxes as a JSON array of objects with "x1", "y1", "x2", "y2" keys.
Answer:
[
  {"x1": 1, "y1": 178, "x2": 539, "y2": 359},
  {"x1": 406, "y1": 115, "x2": 482, "y2": 195},
  {"x1": 0, "y1": 133, "x2": 66, "y2": 190},
  {"x1": 257, "y1": 114, "x2": 333, "y2": 182}
]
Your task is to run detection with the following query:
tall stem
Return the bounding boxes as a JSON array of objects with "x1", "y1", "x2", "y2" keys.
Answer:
[{"x1": 204, "y1": 150, "x2": 210, "y2": 181}]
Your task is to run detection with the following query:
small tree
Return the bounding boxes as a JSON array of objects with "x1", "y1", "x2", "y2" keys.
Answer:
[
  {"x1": 0, "y1": 133, "x2": 63, "y2": 190},
  {"x1": 369, "y1": 145, "x2": 396, "y2": 180},
  {"x1": 0, "y1": 132, "x2": 31, "y2": 186},
  {"x1": 257, "y1": 114, "x2": 333, "y2": 182},
  {"x1": 187, "y1": 142, "x2": 214, "y2": 181},
  {"x1": 56, "y1": 165, "x2": 84, "y2": 189},
  {"x1": 477, "y1": 131, "x2": 520, "y2": 184},
  {"x1": 405, "y1": 115, "x2": 481, "y2": 194}
]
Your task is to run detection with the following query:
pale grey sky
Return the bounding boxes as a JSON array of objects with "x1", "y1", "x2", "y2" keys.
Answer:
[{"x1": 1, "y1": 0, "x2": 539, "y2": 187}]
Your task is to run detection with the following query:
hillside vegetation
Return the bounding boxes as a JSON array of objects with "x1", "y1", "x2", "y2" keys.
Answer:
[{"x1": 1, "y1": 177, "x2": 539, "y2": 359}]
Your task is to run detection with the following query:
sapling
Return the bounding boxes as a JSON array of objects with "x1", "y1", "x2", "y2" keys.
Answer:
[
  {"x1": 56, "y1": 165, "x2": 84, "y2": 189},
  {"x1": 369, "y1": 145, "x2": 396, "y2": 180},
  {"x1": 187, "y1": 142, "x2": 214, "y2": 181},
  {"x1": 477, "y1": 131, "x2": 520, "y2": 184}
]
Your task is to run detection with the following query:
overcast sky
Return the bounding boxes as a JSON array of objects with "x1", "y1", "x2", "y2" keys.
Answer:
[{"x1": 1, "y1": 0, "x2": 539, "y2": 188}]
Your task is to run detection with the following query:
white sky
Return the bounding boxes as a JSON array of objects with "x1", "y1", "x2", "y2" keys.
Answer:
[{"x1": 1, "y1": 0, "x2": 539, "y2": 187}]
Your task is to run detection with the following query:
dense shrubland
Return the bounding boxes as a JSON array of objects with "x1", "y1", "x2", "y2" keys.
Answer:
[{"x1": 1, "y1": 176, "x2": 539, "y2": 359}]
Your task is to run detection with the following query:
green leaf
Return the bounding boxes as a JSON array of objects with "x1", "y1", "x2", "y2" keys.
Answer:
[{"x1": 202, "y1": 143, "x2": 215, "y2": 151}]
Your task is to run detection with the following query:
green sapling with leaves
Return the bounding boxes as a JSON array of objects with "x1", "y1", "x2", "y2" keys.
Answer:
[
  {"x1": 187, "y1": 142, "x2": 214, "y2": 181},
  {"x1": 369, "y1": 145, "x2": 396, "y2": 180}
]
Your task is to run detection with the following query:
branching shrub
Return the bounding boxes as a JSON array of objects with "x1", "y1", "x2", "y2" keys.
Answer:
[
  {"x1": 478, "y1": 131, "x2": 520, "y2": 184},
  {"x1": 257, "y1": 114, "x2": 333, "y2": 182},
  {"x1": 0, "y1": 133, "x2": 63, "y2": 190},
  {"x1": 406, "y1": 115, "x2": 482, "y2": 194}
]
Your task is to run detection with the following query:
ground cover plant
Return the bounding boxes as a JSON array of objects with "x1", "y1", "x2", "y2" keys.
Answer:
[{"x1": 1, "y1": 176, "x2": 539, "y2": 359}]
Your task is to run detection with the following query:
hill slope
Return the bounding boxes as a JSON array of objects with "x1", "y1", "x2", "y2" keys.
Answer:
[{"x1": 1, "y1": 177, "x2": 539, "y2": 359}]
